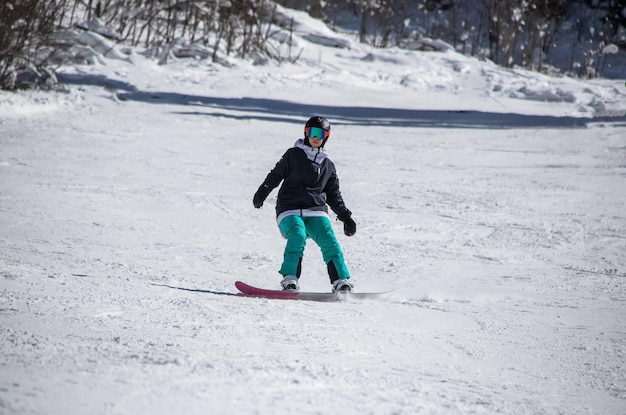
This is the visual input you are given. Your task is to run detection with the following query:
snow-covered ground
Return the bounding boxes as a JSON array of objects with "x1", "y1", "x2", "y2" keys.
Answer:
[{"x1": 1, "y1": 7, "x2": 625, "y2": 415}]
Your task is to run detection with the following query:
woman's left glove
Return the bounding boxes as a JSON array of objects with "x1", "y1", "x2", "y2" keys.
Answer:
[
  {"x1": 343, "y1": 217, "x2": 357, "y2": 236},
  {"x1": 338, "y1": 210, "x2": 356, "y2": 236}
]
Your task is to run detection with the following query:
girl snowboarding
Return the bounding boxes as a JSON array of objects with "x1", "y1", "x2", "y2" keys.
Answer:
[{"x1": 253, "y1": 116, "x2": 357, "y2": 292}]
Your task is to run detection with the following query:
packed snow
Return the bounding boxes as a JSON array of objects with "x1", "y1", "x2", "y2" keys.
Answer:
[{"x1": 1, "y1": 6, "x2": 625, "y2": 415}]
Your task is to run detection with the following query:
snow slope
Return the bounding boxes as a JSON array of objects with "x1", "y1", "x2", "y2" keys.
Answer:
[{"x1": 1, "y1": 6, "x2": 625, "y2": 415}]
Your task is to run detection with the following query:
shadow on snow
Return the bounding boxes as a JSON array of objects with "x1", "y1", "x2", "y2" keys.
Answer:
[
  {"x1": 152, "y1": 283, "x2": 240, "y2": 297},
  {"x1": 116, "y1": 90, "x2": 596, "y2": 129},
  {"x1": 62, "y1": 73, "x2": 622, "y2": 129}
]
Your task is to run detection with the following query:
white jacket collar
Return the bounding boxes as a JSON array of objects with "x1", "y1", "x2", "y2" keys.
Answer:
[{"x1": 294, "y1": 139, "x2": 328, "y2": 163}]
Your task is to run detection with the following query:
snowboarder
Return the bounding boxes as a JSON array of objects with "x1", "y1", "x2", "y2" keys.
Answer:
[{"x1": 253, "y1": 116, "x2": 357, "y2": 292}]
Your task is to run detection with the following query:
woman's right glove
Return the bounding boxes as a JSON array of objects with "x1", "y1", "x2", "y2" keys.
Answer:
[
  {"x1": 253, "y1": 184, "x2": 270, "y2": 208},
  {"x1": 338, "y1": 210, "x2": 356, "y2": 236}
]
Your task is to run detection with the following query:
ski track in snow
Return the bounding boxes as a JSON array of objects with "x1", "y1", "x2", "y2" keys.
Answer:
[{"x1": 1, "y1": 10, "x2": 626, "y2": 415}]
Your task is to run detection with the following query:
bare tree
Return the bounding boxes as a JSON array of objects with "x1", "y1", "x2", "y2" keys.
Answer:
[{"x1": 0, "y1": 0, "x2": 69, "y2": 89}]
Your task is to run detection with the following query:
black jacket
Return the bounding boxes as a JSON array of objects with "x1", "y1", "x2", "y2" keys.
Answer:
[{"x1": 254, "y1": 140, "x2": 351, "y2": 220}]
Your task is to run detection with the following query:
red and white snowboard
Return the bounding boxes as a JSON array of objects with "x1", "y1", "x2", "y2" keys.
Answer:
[{"x1": 235, "y1": 281, "x2": 393, "y2": 302}]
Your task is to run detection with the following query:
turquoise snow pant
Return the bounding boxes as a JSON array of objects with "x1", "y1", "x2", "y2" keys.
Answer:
[{"x1": 278, "y1": 215, "x2": 350, "y2": 283}]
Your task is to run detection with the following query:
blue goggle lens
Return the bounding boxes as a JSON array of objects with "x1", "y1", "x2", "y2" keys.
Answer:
[{"x1": 307, "y1": 127, "x2": 328, "y2": 140}]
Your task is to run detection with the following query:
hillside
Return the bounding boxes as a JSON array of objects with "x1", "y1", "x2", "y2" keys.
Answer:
[{"x1": 1, "y1": 5, "x2": 625, "y2": 415}]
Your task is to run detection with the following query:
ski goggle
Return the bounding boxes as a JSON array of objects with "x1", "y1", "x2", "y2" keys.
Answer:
[{"x1": 305, "y1": 127, "x2": 330, "y2": 141}]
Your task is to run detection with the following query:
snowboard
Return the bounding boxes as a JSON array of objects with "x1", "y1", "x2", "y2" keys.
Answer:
[{"x1": 235, "y1": 281, "x2": 393, "y2": 302}]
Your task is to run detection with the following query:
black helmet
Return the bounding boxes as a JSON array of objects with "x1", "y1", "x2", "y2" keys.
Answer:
[
  {"x1": 304, "y1": 116, "x2": 331, "y2": 147},
  {"x1": 305, "y1": 116, "x2": 330, "y2": 131}
]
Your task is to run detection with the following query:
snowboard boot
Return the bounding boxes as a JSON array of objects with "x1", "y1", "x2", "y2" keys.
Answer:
[
  {"x1": 280, "y1": 275, "x2": 299, "y2": 291},
  {"x1": 332, "y1": 278, "x2": 353, "y2": 293}
]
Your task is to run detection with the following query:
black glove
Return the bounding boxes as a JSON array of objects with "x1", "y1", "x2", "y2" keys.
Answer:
[
  {"x1": 253, "y1": 184, "x2": 269, "y2": 208},
  {"x1": 338, "y1": 210, "x2": 356, "y2": 236},
  {"x1": 343, "y1": 216, "x2": 356, "y2": 236}
]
